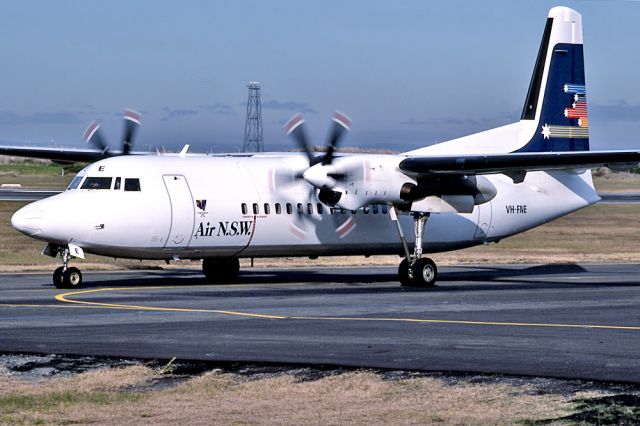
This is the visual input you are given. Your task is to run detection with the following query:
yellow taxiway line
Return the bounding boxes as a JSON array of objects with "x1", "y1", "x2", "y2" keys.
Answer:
[{"x1": 48, "y1": 286, "x2": 640, "y2": 332}]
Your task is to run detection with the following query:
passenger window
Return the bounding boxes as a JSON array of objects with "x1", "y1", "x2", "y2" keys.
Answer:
[
  {"x1": 286, "y1": 203, "x2": 292, "y2": 214},
  {"x1": 275, "y1": 203, "x2": 282, "y2": 214},
  {"x1": 66, "y1": 175, "x2": 83, "y2": 190},
  {"x1": 317, "y1": 203, "x2": 324, "y2": 215},
  {"x1": 253, "y1": 203, "x2": 259, "y2": 214},
  {"x1": 81, "y1": 177, "x2": 112, "y2": 190},
  {"x1": 241, "y1": 203, "x2": 248, "y2": 214},
  {"x1": 372, "y1": 205, "x2": 379, "y2": 214},
  {"x1": 264, "y1": 203, "x2": 270, "y2": 214},
  {"x1": 114, "y1": 177, "x2": 121, "y2": 190},
  {"x1": 297, "y1": 203, "x2": 303, "y2": 214},
  {"x1": 307, "y1": 203, "x2": 313, "y2": 214},
  {"x1": 124, "y1": 178, "x2": 141, "y2": 191},
  {"x1": 363, "y1": 206, "x2": 370, "y2": 214},
  {"x1": 382, "y1": 205, "x2": 388, "y2": 214}
]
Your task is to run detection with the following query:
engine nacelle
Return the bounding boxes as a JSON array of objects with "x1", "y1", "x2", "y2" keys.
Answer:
[{"x1": 304, "y1": 155, "x2": 497, "y2": 212}]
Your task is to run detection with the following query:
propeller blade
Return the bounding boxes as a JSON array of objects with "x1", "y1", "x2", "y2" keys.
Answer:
[
  {"x1": 122, "y1": 109, "x2": 141, "y2": 155},
  {"x1": 285, "y1": 114, "x2": 315, "y2": 165},
  {"x1": 82, "y1": 121, "x2": 109, "y2": 154},
  {"x1": 323, "y1": 111, "x2": 351, "y2": 166}
]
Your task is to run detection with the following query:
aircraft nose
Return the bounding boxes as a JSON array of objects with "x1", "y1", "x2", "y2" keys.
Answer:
[{"x1": 11, "y1": 205, "x2": 44, "y2": 236}]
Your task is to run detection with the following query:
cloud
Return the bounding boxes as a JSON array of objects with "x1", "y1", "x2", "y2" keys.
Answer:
[
  {"x1": 198, "y1": 103, "x2": 234, "y2": 115},
  {"x1": 590, "y1": 101, "x2": 640, "y2": 122},
  {"x1": 401, "y1": 111, "x2": 516, "y2": 127},
  {"x1": 161, "y1": 107, "x2": 198, "y2": 121},
  {"x1": 262, "y1": 99, "x2": 316, "y2": 114},
  {"x1": 0, "y1": 110, "x2": 84, "y2": 125}
]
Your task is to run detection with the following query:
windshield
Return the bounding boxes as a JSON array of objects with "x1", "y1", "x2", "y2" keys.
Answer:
[
  {"x1": 80, "y1": 177, "x2": 113, "y2": 190},
  {"x1": 66, "y1": 175, "x2": 84, "y2": 191}
]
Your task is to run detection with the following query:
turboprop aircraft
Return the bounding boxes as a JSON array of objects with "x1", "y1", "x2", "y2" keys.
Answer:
[{"x1": 9, "y1": 6, "x2": 640, "y2": 289}]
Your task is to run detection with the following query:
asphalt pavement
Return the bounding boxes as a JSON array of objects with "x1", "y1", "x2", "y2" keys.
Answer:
[{"x1": 1, "y1": 264, "x2": 639, "y2": 382}]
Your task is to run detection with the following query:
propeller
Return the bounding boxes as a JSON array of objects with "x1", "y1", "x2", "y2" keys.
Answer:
[
  {"x1": 82, "y1": 121, "x2": 109, "y2": 154},
  {"x1": 323, "y1": 111, "x2": 351, "y2": 165},
  {"x1": 283, "y1": 111, "x2": 352, "y2": 207},
  {"x1": 280, "y1": 111, "x2": 360, "y2": 239},
  {"x1": 83, "y1": 109, "x2": 141, "y2": 156},
  {"x1": 122, "y1": 109, "x2": 141, "y2": 155},
  {"x1": 284, "y1": 113, "x2": 315, "y2": 165}
]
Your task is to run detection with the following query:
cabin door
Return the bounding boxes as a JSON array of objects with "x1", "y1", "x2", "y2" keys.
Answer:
[{"x1": 163, "y1": 175, "x2": 195, "y2": 248}]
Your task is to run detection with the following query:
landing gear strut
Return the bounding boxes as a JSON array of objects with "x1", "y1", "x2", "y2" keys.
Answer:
[
  {"x1": 53, "y1": 247, "x2": 83, "y2": 289},
  {"x1": 202, "y1": 257, "x2": 240, "y2": 284},
  {"x1": 392, "y1": 208, "x2": 438, "y2": 287}
]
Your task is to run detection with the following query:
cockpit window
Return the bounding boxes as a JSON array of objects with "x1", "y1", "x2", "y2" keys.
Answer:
[
  {"x1": 81, "y1": 177, "x2": 112, "y2": 190},
  {"x1": 67, "y1": 175, "x2": 84, "y2": 191},
  {"x1": 124, "y1": 178, "x2": 141, "y2": 192},
  {"x1": 114, "y1": 177, "x2": 121, "y2": 190}
]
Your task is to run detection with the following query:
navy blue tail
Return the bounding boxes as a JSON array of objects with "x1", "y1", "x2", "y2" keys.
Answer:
[{"x1": 516, "y1": 17, "x2": 589, "y2": 153}]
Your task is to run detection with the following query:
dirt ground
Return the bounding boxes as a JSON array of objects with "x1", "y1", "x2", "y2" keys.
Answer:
[{"x1": 2, "y1": 356, "x2": 639, "y2": 425}]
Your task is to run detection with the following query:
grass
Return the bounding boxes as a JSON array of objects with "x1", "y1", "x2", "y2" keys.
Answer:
[
  {"x1": 592, "y1": 169, "x2": 640, "y2": 192},
  {"x1": 0, "y1": 367, "x2": 580, "y2": 425},
  {"x1": 0, "y1": 162, "x2": 78, "y2": 189}
]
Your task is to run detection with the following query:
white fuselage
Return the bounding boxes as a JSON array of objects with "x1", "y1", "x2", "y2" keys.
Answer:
[{"x1": 11, "y1": 153, "x2": 600, "y2": 261}]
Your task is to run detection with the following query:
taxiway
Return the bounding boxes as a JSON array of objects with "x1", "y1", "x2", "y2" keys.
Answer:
[{"x1": 1, "y1": 264, "x2": 639, "y2": 382}]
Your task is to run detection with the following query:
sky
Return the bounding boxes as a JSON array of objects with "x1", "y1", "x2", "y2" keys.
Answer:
[{"x1": 0, "y1": 0, "x2": 639, "y2": 153}]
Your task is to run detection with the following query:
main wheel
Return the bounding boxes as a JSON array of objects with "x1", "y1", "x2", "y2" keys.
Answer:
[
  {"x1": 411, "y1": 258, "x2": 437, "y2": 287},
  {"x1": 62, "y1": 267, "x2": 83, "y2": 288},
  {"x1": 53, "y1": 266, "x2": 65, "y2": 289},
  {"x1": 202, "y1": 258, "x2": 240, "y2": 284},
  {"x1": 398, "y1": 258, "x2": 413, "y2": 287}
]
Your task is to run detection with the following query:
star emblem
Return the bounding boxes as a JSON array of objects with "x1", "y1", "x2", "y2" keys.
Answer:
[{"x1": 541, "y1": 123, "x2": 551, "y2": 139}]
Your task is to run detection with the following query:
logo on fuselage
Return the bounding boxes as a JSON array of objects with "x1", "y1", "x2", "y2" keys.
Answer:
[
  {"x1": 195, "y1": 199, "x2": 208, "y2": 218},
  {"x1": 194, "y1": 220, "x2": 253, "y2": 238}
]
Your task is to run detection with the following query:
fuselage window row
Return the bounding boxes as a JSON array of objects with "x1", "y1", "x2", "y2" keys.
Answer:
[{"x1": 240, "y1": 202, "x2": 388, "y2": 216}]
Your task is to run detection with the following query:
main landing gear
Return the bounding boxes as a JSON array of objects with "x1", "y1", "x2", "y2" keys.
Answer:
[
  {"x1": 393, "y1": 210, "x2": 438, "y2": 288},
  {"x1": 202, "y1": 257, "x2": 240, "y2": 284},
  {"x1": 53, "y1": 247, "x2": 83, "y2": 289}
]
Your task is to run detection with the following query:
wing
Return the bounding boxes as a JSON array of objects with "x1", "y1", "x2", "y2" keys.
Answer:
[
  {"x1": 0, "y1": 145, "x2": 146, "y2": 163},
  {"x1": 399, "y1": 150, "x2": 640, "y2": 176}
]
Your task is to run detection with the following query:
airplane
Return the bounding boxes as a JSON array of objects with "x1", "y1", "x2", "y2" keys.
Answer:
[{"x1": 8, "y1": 6, "x2": 640, "y2": 289}]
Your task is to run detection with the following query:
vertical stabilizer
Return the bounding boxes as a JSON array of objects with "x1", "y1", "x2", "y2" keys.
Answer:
[{"x1": 517, "y1": 7, "x2": 589, "y2": 152}]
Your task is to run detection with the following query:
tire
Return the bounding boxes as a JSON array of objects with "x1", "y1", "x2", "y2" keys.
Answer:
[
  {"x1": 398, "y1": 258, "x2": 413, "y2": 287},
  {"x1": 62, "y1": 267, "x2": 83, "y2": 288},
  {"x1": 203, "y1": 258, "x2": 240, "y2": 284},
  {"x1": 53, "y1": 266, "x2": 65, "y2": 289},
  {"x1": 411, "y1": 258, "x2": 437, "y2": 287}
]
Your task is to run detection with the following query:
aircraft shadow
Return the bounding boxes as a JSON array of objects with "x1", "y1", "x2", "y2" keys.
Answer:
[{"x1": 51, "y1": 263, "x2": 640, "y2": 295}]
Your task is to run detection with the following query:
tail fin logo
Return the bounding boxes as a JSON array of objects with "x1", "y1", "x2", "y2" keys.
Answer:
[{"x1": 540, "y1": 83, "x2": 589, "y2": 140}]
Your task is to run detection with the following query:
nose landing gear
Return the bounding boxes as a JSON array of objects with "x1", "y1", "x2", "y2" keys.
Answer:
[
  {"x1": 392, "y1": 208, "x2": 438, "y2": 287},
  {"x1": 50, "y1": 245, "x2": 83, "y2": 289}
]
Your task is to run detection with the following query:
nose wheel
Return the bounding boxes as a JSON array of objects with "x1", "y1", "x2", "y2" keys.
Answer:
[{"x1": 52, "y1": 247, "x2": 83, "y2": 289}]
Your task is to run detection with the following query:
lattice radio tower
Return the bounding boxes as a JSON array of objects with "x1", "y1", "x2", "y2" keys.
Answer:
[{"x1": 242, "y1": 81, "x2": 264, "y2": 152}]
